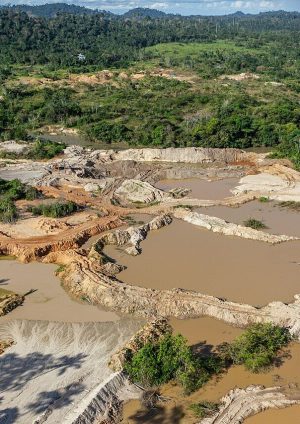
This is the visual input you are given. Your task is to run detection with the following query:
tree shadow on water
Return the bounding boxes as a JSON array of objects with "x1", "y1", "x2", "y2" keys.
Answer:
[
  {"x1": 191, "y1": 341, "x2": 215, "y2": 356},
  {"x1": 0, "y1": 351, "x2": 87, "y2": 392},
  {"x1": 128, "y1": 405, "x2": 184, "y2": 424}
]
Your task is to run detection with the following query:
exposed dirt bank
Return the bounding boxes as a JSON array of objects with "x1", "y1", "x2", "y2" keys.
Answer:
[
  {"x1": 59, "y1": 237, "x2": 300, "y2": 341},
  {"x1": 0, "y1": 288, "x2": 24, "y2": 318},
  {"x1": 0, "y1": 215, "x2": 123, "y2": 263},
  {"x1": 173, "y1": 208, "x2": 296, "y2": 243},
  {"x1": 199, "y1": 386, "x2": 300, "y2": 424}
]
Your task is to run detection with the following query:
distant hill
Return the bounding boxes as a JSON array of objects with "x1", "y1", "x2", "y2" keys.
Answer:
[
  {"x1": 1, "y1": 3, "x2": 299, "y2": 20},
  {"x1": 123, "y1": 7, "x2": 169, "y2": 18},
  {"x1": 2, "y1": 3, "x2": 111, "y2": 18}
]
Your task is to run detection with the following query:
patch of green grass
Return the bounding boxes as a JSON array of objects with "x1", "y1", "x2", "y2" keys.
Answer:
[
  {"x1": 243, "y1": 218, "x2": 267, "y2": 230},
  {"x1": 258, "y1": 196, "x2": 269, "y2": 203},
  {"x1": 56, "y1": 264, "x2": 66, "y2": 273},
  {"x1": 145, "y1": 40, "x2": 265, "y2": 62},
  {"x1": 0, "y1": 255, "x2": 16, "y2": 261}
]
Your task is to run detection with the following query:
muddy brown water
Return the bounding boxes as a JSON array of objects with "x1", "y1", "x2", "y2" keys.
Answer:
[
  {"x1": 123, "y1": 317, "x2": 300, "y2": 424},
  {"x1": 197, "y1": 200, "x2": 300, "y2": 237},
  {"x1": 0, "y1": 260, "x2": 119, "y2": 322},
  {"x1": 106, "y1": 219, "x2": 300, "y2": 306},
  {"x1": 156, "y1": 177, "x2": 239, "y2": 200},
  {"x1": 246, "y1": 405, "x2": 300, "y2": 423}
]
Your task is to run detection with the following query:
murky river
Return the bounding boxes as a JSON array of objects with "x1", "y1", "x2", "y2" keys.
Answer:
[
  {"x1": 106, "y1": 219, "x2": 300, "y2": 306},
  {"x1": 0, "y1": 260, "x2": 118, "y2": 322}
]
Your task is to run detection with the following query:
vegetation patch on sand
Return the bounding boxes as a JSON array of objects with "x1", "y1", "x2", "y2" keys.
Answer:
[
  {"x1": 28, "y1": 200, "x2": 79, "y2": 218},
  {"x1": 0, "y1": 178, "x2": 40, "y2": 223},
  {"x1": 243, "y1": 218, "x2": 267, "y2": 230},
  {"x1": 124, "y1": 323, "x2": 291, "y2": 399}
]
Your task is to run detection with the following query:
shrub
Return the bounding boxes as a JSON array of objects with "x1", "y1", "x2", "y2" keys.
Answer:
[
  {"x1": 243, "y1": 218, "x2": 267, "y2": 230},
  {"x1": 0, "y1": 179, "x2": 41, "y2": 222},
  {"x1": 0, "y1": 140, "x2": 66, "y2": 160},
  {"x1": 26, "y1": 140, "x2": 66, "y2": 160},
  {"x1": 189, "y1": 401, "x2": 220, "y2": 418},
  {"x1": 258, "y1": 196, "x2": 269, "y2": 203},
  {"x1": 124, "y1": 334, "x2": 223, "y2": 394},
  {"x1": 0, "y1": 198, "x2": 18, "y2": 223},
  {"x1": 0, "y1": 178, "x2": 40, "y2": 201},
  {"x1": 28, "y1": 201, "x2": 78, "y2": 218},
  {"x1": 219, "y1": 323, "x2": 291, "y2": 373}
]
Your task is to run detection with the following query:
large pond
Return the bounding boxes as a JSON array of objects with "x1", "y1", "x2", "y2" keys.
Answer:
[
  {"x1": 105, "y1": 219, "x2": 300, "y2": 306},
  {"x1": 246, "y1": 405, "x2": 300, "y2": 423},
  {"x1": 0, "y1": 260, "x2": 118, "y2": 322},
  {"x1": 156, "y1": 177, "x2": 239, "y2": 200},
  {"x1": 197, "y1": 200, "x2": 300, "y2": 237}
]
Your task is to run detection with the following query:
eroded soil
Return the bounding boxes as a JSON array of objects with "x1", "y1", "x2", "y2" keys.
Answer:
[{"x1": 1, "y1": 147, "x2": 300, "y2": 423}]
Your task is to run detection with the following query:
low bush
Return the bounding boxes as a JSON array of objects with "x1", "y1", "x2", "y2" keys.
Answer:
[
  {"x1": 219, "y1": 323, "x2": 291, "y2": 373},
  {"x1": 0, "y1": 178, "x2": 39, "y2": 201},
  {"x1": 26, "y1": 139, "x2": 66, "y2": 160},
  {"x1": 28, "y1": 201, "x2": 78, "y2": 218},
  {"x1": 243, "y1": 218, "x2": 267, "y2": 230},
  {"x1": 258, "y1": 196, "x2": 269, "y2": 203},
  {"x1": 0, "y1": 140, "x2": 66, "y2": 161},
  {"x1": 0, "y1": 178, "x2": 41, "y2": 222},
  {"x1": 124, "y1": 334, "x2": 224, "y2": 394},
  {"x1": 0, "y1": 198, "x2": 18, "y2": 223}
]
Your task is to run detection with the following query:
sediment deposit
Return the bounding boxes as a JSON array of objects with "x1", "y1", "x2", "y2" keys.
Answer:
[
  {"x1": 1, "y1": 146, "x2": 300, "y2": 424},
  {"x1": 0, "y1": 291, "x2": 24, "y2": 317},
  {"x1": 173, "y1": 208, "x2": 297, "y2": 244},
  {"x1": 0, "y1": 319, "x2": 142, "y2": 424},
  {"x1": 200, "y1": 385, "x2": 300, "y2": 424}
]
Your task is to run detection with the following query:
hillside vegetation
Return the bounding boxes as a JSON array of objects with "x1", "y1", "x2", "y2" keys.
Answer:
[{"x1": 0, "y1": 7, "x2": 299, "y2": 165}]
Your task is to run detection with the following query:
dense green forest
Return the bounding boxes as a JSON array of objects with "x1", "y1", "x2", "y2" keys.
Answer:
[
  {"x1": 1, "y1": 8, "x2": 300, "y2": 67},
  {"x1": 0, "y1": 5, "x2": 300, "y2": 164}
]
